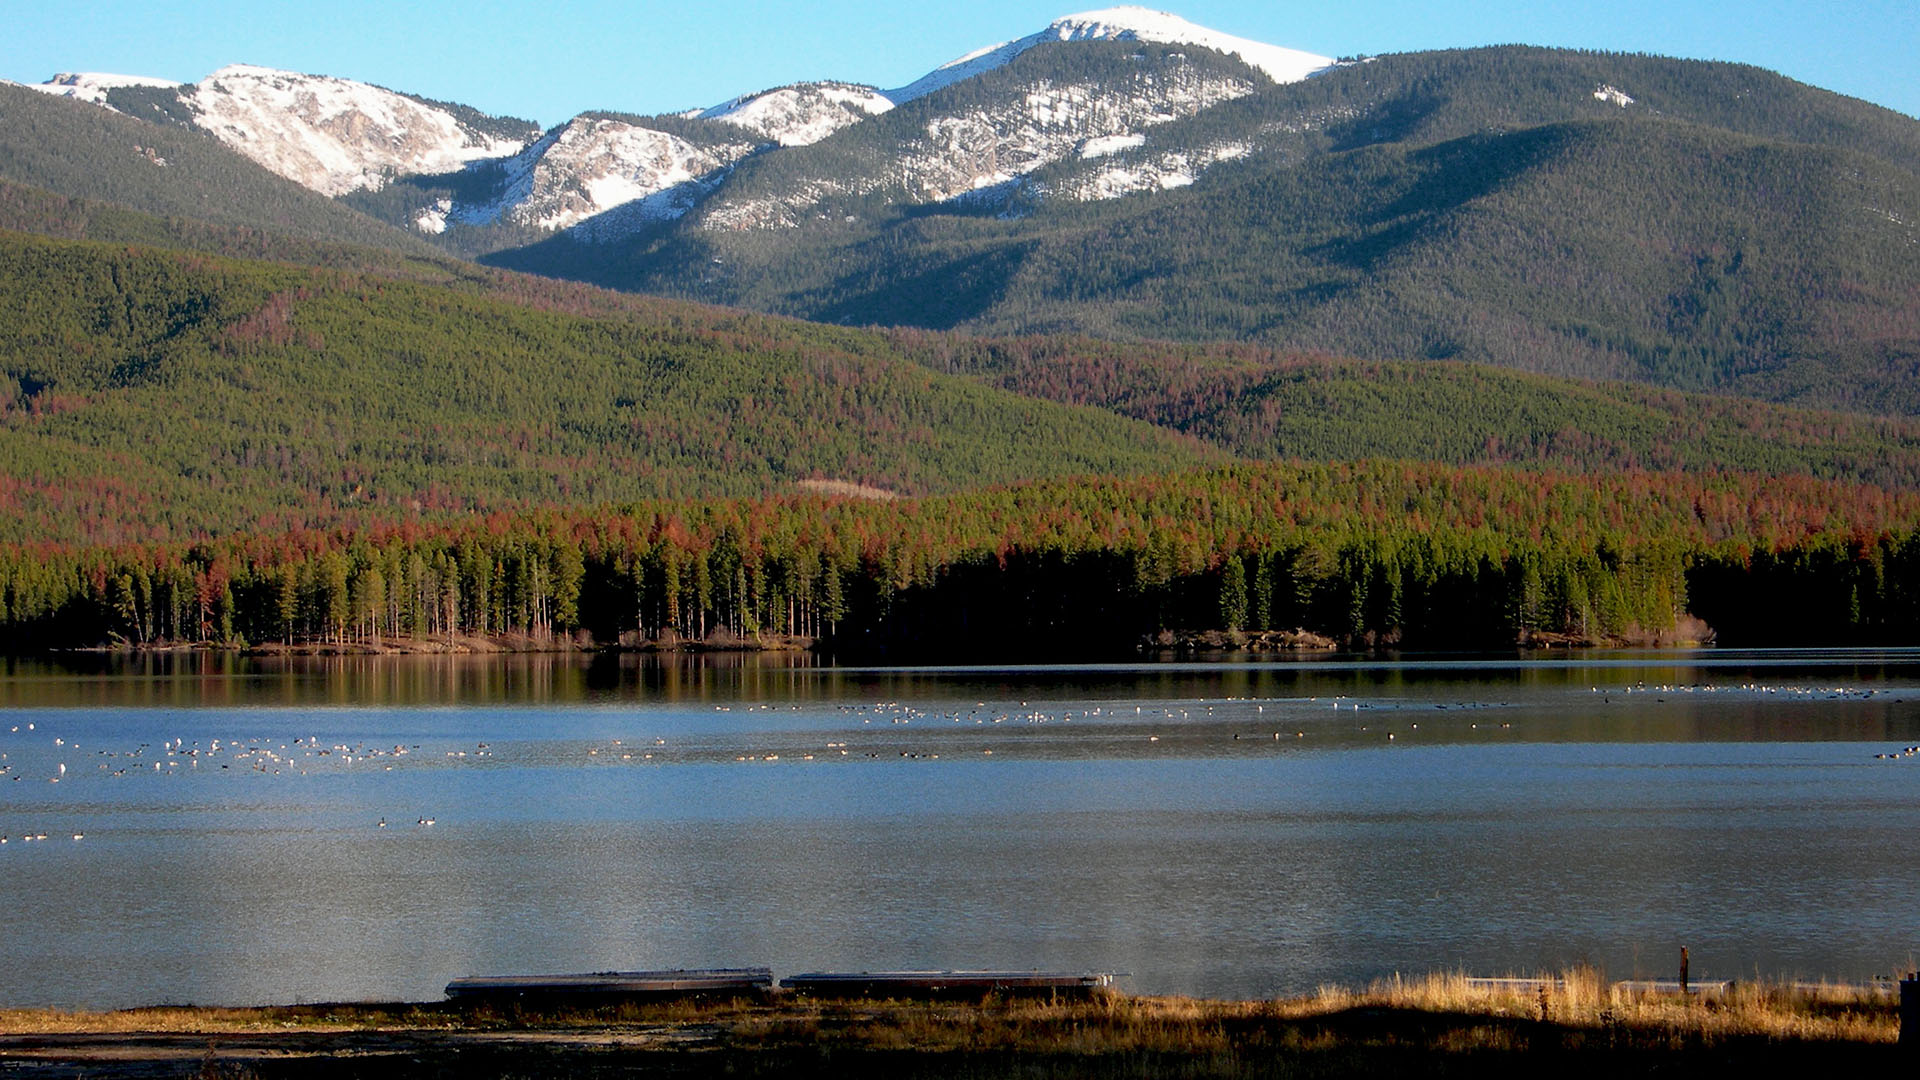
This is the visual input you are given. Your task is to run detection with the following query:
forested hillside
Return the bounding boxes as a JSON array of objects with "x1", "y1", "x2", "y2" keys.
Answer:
[
  {"x1": 4, "y1": 461, "x2": 1916, "y2": 655},
  {"x1": 0, "y1": 83, "x2": 435, "y2": 255},
  {"x1": 0, "y1": 229, "x2": 1216, "y2": 544},
  {"x1": 886, "y1": 333, "x2": 1920, "y2": 487},
  {"x1": 7, "y1": 212, "x2": 1920, "y2": 547}
]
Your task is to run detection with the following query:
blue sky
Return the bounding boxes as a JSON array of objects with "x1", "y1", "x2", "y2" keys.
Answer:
[{"x1": 5, "y1": 0, "x2": 1914, "y2": 126}]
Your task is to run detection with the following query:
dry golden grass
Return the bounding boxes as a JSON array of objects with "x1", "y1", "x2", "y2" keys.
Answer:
[
  {"x1": 0, "y1": 1002, "x2": 461, "y2": 1035},
  {"x1": 0, "y1": 972, "x2": 1899, "y2": 1054},
  {"x1": 698, "y1": 973, "x2": 1901, "y2": 1056},
  {"x1": 1308, "y1": 967, "x2": 1899, "y2": 1044},
  {"x1": 794, "y1": 478, "x2": 900, "y2": 500}
]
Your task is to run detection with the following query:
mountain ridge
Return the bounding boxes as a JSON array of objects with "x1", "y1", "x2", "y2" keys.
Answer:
[
  {"x1": 11, "y1": 14, "x2": 1920, "y2": 420},
  {"x1": 18, "y1": 8, "x2": 1339, "y2": 246}
]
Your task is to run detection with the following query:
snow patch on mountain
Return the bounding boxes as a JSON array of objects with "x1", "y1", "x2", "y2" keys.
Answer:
[
  {"x1": 1593, "y1": 84, "x2": 1635, "y2": 108},
  {"x1": 704, "y1": 178, "x2": 866, "y2": 231},
  {"x1": 453, "y1": 116, "x2": 755, "y2": 232},
  {"x1": 1081, "y1": 133, "x2": 1147, "y2": 158},
  {"x1": 702, "y1": 82, "x2": 894, "y2": 146},
  {"x1": 185, "y1": 65, "x2": 533, "y2": 195},
  {"x1": 414, "y1": 197, "x2": 452, "y2": 234},
  {"x1": 567, "y1": 172, "x2": 739, "y2": 242},
  {"x1": 31, "y1": 72, "x2": 185, "y2": 105},
  {"x1": 889, "y1": 6, "x2": 1333, "y2": 102},
  {"x1": 884, "y1": 65, "x2": 1255, "y2": 200},
  {"x1": 702, "y1": 55, "x2": 1258, "y2": 231},
  {"x1": 1050, "y1": 140, "x2": 1249, "y2": 200}
]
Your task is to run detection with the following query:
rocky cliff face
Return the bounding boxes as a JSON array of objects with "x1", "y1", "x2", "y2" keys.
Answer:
[
  {"x1": 33, "y1": 64, "x2": 539, "y2": 196},
  {"x1": 454, "y1": 117, "x2": 757, "y2": 232},
  {"x1": 187, "y1": 65, "x2": 535, "y2": 196}
]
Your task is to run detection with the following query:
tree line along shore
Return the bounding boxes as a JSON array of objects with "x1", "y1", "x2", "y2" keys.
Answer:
[{"x1": 4, "y1": 461, "x2": 1917, "y2": 657}]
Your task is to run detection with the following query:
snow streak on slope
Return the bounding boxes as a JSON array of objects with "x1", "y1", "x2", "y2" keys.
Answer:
[
  {"x1": 454, "y1": 116, "x2": 756, "y2": 232},
  {"x1": 1052, "y1": 139, "x2": 1250, "y2": 199},
  {"x1": 889, "y1": 6, "x2": 1333, "y2": 102},
  {"x1": 1593, "y1": 84, "x2": 1635, "y2": 107},
  {"x1": 702, "y1": 82, "x2": 895, "y2": 146},
  {"x1": 188, "y1": 65, "x2": 533, "y2": 195},
  {"x1": 703, "y1": 56, "x2": 1259, "y2": 230},
  {"x1": 30, "y1": 73, "x2": 185, "y2": 105}
]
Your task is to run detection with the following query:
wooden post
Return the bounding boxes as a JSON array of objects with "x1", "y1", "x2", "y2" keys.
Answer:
[
  {"x1": 1902, "y1": 972, "x2": 1917, "y2": 1052},
  {"x1": 1679, "y1": 947, "x2": 1689, "y2": 994}
]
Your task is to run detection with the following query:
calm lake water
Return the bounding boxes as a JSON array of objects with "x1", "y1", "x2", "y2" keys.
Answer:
[{"x1": 2, "y1": 649, "x2": 1917, "y2": 1009}]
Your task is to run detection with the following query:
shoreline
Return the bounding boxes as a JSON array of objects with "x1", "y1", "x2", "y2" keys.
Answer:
[
  {"x1": 57, "y1": 632, "x2": 821, "y2": 658},
  {"x1": 0, "y1": 974, "x2": 1902, "y2": 1078},
  {"x1": 52, "y1": 625, "x2": 1724, "y2": 661}
]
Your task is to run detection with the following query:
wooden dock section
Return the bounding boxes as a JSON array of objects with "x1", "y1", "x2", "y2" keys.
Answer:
[
  {"x1": 445, "y1": 968, "x2": 772, "y2": 1001},
  {"x1": 780, "y1": 970, "x2": 1116, "y2": 999}
]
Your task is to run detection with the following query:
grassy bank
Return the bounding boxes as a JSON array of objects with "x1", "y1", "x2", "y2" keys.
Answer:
[{"x1": 0, "y1": 972, "x2": 1904, "y2": 1078}]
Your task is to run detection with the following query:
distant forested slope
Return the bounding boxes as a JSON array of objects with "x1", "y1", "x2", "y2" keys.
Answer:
[{"x1": 0, "y1": 229, "x2": 1216, "y2": 544}]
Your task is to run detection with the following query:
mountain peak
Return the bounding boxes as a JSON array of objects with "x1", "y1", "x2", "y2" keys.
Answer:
[
  {"x1": 700, "y1": 81, "x2": 895, "y2": 146},
  {"x1": 887, "y1": 6, "x2": 1333, "y2": 103},
  {"x1": 203, "y1": 62, "x2": 300, "y2": 81},
  {"x1": 30, "y1": 72, "x2": 185, "y2": 105}
]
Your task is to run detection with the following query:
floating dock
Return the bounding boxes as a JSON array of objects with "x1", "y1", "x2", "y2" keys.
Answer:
[
  {"x1": 780, "y1": 970, "x2": 1116, "y2": 998},
  {"x1": 445, "y1": 968, "x2": 772, "y2": 1001}
]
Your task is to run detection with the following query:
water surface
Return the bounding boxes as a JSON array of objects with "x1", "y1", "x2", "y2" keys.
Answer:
[{"x1": 2, "y1": 649, "x2": 1917, "y2": 1008}]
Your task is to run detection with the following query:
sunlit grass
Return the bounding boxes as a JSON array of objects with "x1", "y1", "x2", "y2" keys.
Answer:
[{"x1": 0, "y1": 971, "x2": 1899, "y2": 1053}]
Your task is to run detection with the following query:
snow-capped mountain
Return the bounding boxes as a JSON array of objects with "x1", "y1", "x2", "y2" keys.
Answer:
[
  {"x1": 619, "y1": 7, "x2": 1335, "y2": 237},
  {"x1": 27, "y1": 7, "x2": 1337, "y2": 238},
  {"x1": 887, "y1": 6, "x2": 1333, "y2": 103},
  {"x1": 31, "y1": 64, "x2": 538, "y2": 196}
]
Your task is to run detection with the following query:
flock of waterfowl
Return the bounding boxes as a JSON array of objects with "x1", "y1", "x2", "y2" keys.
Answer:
[
  {"x1": 1603, "y1": 682, "x2": 1902, "y2": 701},
  {"x1": 4, "y1": 679, "x2": 1916, "y2": 848}
]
